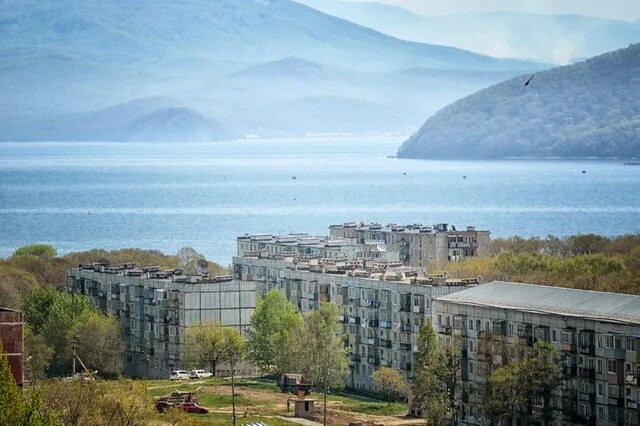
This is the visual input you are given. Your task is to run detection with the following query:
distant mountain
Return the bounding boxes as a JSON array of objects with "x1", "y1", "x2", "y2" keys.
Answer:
[
  {"x1": 0, "y1": 0, "x2": 542, "y2": 141},
  {"x1": 397, "y1": 44, "x2": 640, "y2": 159},
  {"x1": 297, "y1": 0, "x2": 640, "y2": 64}
]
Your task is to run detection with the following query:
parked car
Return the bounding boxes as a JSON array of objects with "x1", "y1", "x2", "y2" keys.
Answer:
[
  {"x1": 176, "y1": 402, "x2": 209, "y2": 414},
  {"x1": 189, "y1": 369, "x2": 213, "y2": 379},
  {"x1": 170, "y1": 370, "x2": 190, "y2": 380}
]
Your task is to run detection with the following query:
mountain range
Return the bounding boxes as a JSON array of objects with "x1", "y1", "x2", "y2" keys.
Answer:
[
  {"x1": 297, "y1": 0, "x2": 640, "y2": 64},
  {"x1": 0, "y1": 0, "x2": 546, "y2": 142},
  {"x1": 398, "y1": 44, "x2": 640, "y2": 159}
]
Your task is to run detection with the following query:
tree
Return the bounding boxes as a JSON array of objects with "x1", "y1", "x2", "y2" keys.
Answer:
[
  {"x1": 0, "y1": 343, "x2": 23, "y2": 425},
  {"x1": 294, "y1": 302, "x2": 349, "y2": 425},
  {"x1": 0, "y1": 264, "x2": 39, "y2": 310},
  {"x1": 12, "y1": 244, "x2": 58, "y2": 258},
  {"x1": 23, "y1": 287, "x2": 96, "y2": 374},
  {"x1": 182, "y1": 321, "x2": 244, "y2": 375},
  {"x1": 24, "y1": 326, "x2": 54, "y2": 383},
  {"x1": 67, "y1": 311, "x2": 123, "y2": 377},
  {"x1": 411, "y1": 322, "x2": 461, "y2": 425},
  {"x1": 485, "y1": 341, "x2": 563, "y2": 425},
  {"x1": 247, "y1": 290, "x2": 304, "y2": 374},
  {"x1": 176, "y1": 247, "x2": 205, "y2": 274},
  {"x1": 372, "y1": 367, "x2": 408, "y2": 403}
]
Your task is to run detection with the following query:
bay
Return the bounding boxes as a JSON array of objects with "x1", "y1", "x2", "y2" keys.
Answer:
[{"x1": 1, "y1": 137, "x2": 639, "y2": 264}]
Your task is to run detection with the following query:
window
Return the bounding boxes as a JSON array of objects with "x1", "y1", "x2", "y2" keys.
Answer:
[
  {"x1": 476, "y1": 319, "x2": 481, "y2": 331},
  {"x1": 469, "y1": 340, "x2": 475, "y2": 353},
  {"x1": 437, "y1": 314, "x2": 442, "y2": 326},
  {"x1": 608, "y1": 385, "x2": 619, "y2": 398},
  {"x1": 596, "y1": 359, "x2": 603, "y2": 374},
  {"x1": 561, "y1": 330, "x2": 573, "y2": 343},
  {"x1": 469, "y1": 361, "x2": 474, "y2": 374},
  {"x1": 626, "y1": 338, "x2": 636, "y2": 351},
  {"x1": 607, "y1": 360, "x2": 617, "y2": 374},
  {"x1": 597, "y1": 383, "x2": 604, "y2": 396},
  {"x1": 552, "y1": 329, "x2": 558, "y2": 342},
  {"x1": 468, "y1": 319, "x2": 474, "y2": 331}
]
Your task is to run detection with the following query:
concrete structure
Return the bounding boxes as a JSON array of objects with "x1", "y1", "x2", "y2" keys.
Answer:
[
  {"x1": 233, "y1": 239, "x2": 482, "y2": 390},
  {"x1": 434, "y1": 282, "x2": 640, "y2": 426},
  {"x1": 0, "y1": 308, "x2": 23, "y2": 386},
  {"x1": 68, "y1": 263, "x2": 256, "y2": 378},
  {"x1": 237, "y1": 233, "x2": 399, "y2": 263},
  {"x1": 329, "y1": 222, "x2": 490, "y2": 268}
]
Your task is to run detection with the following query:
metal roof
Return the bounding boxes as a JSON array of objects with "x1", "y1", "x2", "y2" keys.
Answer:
[{"x1": 436, "y1": 281, "x2": 640, "y2": 325}]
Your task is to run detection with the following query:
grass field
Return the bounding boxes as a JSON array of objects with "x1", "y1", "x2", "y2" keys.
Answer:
[{"x1": 144, "y1": 377, "x2": 418, "y2": 426}]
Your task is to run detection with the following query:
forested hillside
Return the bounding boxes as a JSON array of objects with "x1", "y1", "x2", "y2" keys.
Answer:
[
  {"x1": 445, "y1": 234, "x2": 640, "y2": 295},
  {"x1": 398, "y1": 44, "x2": 640, "y2": 159}
]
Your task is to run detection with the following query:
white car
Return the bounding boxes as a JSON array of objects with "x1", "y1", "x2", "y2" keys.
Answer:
[
  {"x1": 189, "y1": 369, "x2": 213, "y2": 379},
  {"x1": 170, "y1": 370, "x2": 190, "y2": 380}
]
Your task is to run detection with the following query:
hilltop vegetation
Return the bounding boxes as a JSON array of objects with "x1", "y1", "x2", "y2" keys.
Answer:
[
  {"x1": 398, "y1": 44, "x2": 640, "y2": 159},
  {"x1": 445, "y1": 234, "x2": 640, "y2": 295}
]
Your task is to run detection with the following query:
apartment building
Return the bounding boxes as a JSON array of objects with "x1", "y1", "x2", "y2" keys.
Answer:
[
  {"x1": 434, "y1": 282, "x2": 640, "y2": 426},
  {"x1": 329, "y1": 222, "x2": 490, "y2": 268},
  {"x1": 68, "y1": 263, "x2": 256, "y2": 378},
  {"x1": 233, "y1": 249, "x2": 482, "y2": 390},
  {"x1": 236, "y1": 233, "x2": 399, "y2": 263}
]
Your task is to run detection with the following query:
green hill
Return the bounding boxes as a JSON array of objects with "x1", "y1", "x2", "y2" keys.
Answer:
[{"x1": 398, "y1": 43, "x2": 640, "y2": 159}]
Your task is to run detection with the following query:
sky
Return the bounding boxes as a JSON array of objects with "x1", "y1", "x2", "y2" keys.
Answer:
[{"x1": 350, "y1": 0, "x2": 640, "y2": 21}]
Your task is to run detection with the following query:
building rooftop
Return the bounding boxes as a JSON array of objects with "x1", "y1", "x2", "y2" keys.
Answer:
[
  {"x1": 436, "y1": 281, "x2": 640, "y2": 325},
  {"x1": 75, "y1": 263, "x2": 233, "y2": 284},
  {"x1": 329, "y1": 221, "x2": 486, "y2": 233},
  {"x1": 237, "y1": 233, "x2": 354, "y2": 247}
]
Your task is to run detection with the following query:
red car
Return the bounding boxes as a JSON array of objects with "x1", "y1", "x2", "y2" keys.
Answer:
[{"x1": 176, "y1": 402, "x2": 209, "y2": 414}]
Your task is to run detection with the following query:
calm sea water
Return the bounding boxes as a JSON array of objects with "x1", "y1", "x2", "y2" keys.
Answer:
[{"x1": 1, "y1": 137, "x2": 639, "y2": 264}]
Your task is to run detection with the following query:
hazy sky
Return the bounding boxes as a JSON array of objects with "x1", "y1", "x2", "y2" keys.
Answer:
[{"x1": 353, "y1": 0, "x2": 640, "y2": 21}]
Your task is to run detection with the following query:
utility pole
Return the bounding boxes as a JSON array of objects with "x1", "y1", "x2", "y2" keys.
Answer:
[
  {"x1": 231, "y1": 351, "x2": 237, "y2": 426},
  {"x1": 145, "y1": 337, "x2": 150, "y2": 379},
  {"x1": 72, "y1": 335, "x2": 78, "y2": 376},
  {"x1": 323, "y1": 368, "x2": 329, "y2": 426}
]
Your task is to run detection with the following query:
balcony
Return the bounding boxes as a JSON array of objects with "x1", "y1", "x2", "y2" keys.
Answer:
[
  {"x1": 579, "y1": 367, "x2": 596, "y2": 379},
  {"x1": 626, "y1": 374, "x2": 638, "y2": 385},
  {"x1": 367, "y1": 356, "x2": 380, "y2": 366},
  {"x1": 368, "y1": 319, "x2": 379, "y2": 327},
  {"x1": 401, "y1": 324, "x2": 412, "y2": 332},
  {"x1": 348, "y1": 316, "x2": 361, "y2": 325},
  {"x1": 380, "y1": 339, "x2": 392, "y2": 348},
  {"x1": 366, "y1": 338, "x2": 377, "y2": 346},
  {"x1": 380, "y1": 320, "x2": 392, "y2": 329},
  {"x1": 400, "y1": 342, "x2": 412, "y2": 351},
  {"x1": 437, "y1": 325, "x2": 452, "y2": 335}
]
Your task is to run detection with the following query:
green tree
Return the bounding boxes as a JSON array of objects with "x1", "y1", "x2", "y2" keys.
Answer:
[
  {"x1": 182, "y1": 321, "x2": 244, "y2": 375},
  {"x1": 294, "y1": 303, "x2": 349, "y2": 424},
  {"x1": 485, "y1": 341, "x2": 563, "y2": 425},
  {"x1": 247, "y1": 290, "x2": 304, "y2": 374},
  {"x1": 412, "y1": 322, "x2": 462, "y2": 426},
  {"x1": 12, "y1": 244, "x2": 58, "y2": 258},
  {"x1": 372, "y1": 367, "x2": 408, "y2": 403},
  {"x1": 23, "y1": 287, "x2": 96, "y2": 374},
  {"x1": 24, "y1": 326, "x2": 54, "y2": 383},
  {"x1": 0, "y1": 343, "x2": 24, "y2": 425},
  {"x1": 68, "y1": 311, "x2": 123, "y2": 377}
]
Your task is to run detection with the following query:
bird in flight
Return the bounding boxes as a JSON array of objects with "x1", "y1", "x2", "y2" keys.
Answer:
[{"x1": 524, "y1": 75, "x2": 535, "y2": 87}]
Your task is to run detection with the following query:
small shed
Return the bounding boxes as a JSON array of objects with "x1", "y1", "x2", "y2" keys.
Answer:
[{"x1": 292, "y1": 397, "x2": 316, "y2": 419}]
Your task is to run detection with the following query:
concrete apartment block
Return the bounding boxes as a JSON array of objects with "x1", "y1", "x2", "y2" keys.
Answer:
[{"x1": 434, "y1": 282, "x2": 640, "y2": 426}]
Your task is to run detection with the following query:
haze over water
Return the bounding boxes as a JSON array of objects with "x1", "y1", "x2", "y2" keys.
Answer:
[{"x1": 1, "y1": 137, "x2": 639, "y2": 263}]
